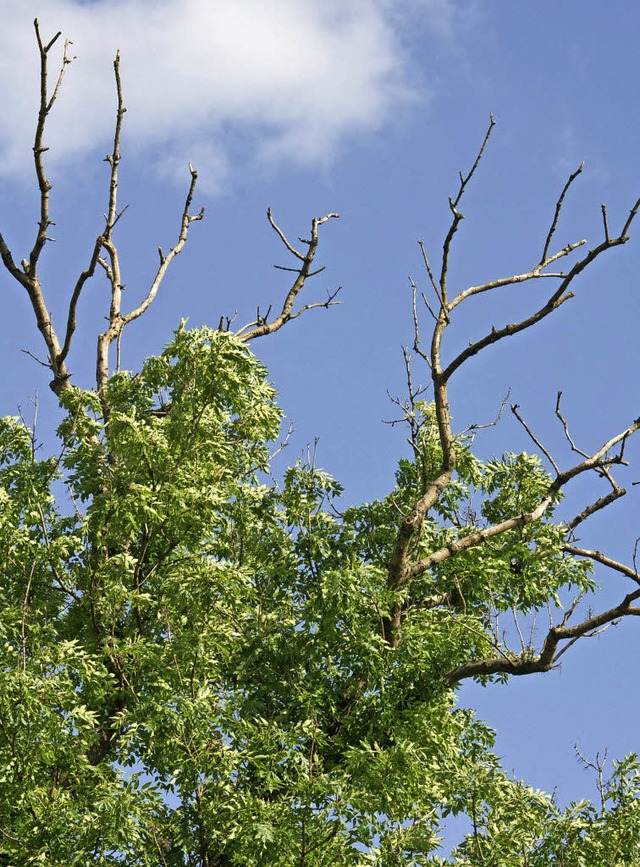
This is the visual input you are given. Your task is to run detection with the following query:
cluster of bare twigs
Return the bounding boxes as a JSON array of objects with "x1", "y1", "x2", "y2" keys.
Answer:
[
  {"x1": 0, "y1": 21, "x2": 338, "y2": 415},
  {"x1": 381, "y1": 115, "x2": 640, "y2": 683}
]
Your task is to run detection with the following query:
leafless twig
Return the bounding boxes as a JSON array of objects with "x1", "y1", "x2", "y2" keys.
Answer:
[{"x1": 237, "y1": 211, "x2": 340, "y2": 341}]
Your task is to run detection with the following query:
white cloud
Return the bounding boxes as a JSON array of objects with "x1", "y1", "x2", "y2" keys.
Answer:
[{"x1": 0, "y1": 0, "x2": 455, "y2": 191}]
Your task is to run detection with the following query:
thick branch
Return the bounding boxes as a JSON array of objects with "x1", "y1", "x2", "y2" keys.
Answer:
[
  {"x1": 29, "y1": 21, "x2": 72, "y2": 275},
  {"x1": 444, "y1": 588, "x2": 640, "y2": 686},
  {"x1": 0, "y1": 22, "x2": 74, "y2": 395},
  {"x1": 406, "y1": 416, "x2": 640, "y2": 582}
]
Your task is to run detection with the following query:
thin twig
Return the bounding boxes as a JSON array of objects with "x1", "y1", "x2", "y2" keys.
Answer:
[
  {"x1": 440, "y1": 114, "x2": 496, "y2": 303},
  {"x1": 540, "y1": 162, "x2": 584, "y2": 264},
  {"x1": 601, "y1": 203, "x2": 610, "y2": 244},
  {"x1": 511, "y1": 403, "x2": 559, "y2": 473},
  {"x1": 555, "y1": 392, "x2": 589, "y2": 458}
]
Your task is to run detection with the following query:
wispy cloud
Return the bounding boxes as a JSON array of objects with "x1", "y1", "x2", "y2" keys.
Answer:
[{"x1": 0, "y1": 0, "x2": 455, "y2": 191}]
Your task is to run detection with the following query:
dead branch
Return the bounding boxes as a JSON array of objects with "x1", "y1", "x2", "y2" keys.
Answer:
[
  {"x1": 94, "y1": 49, "x2": 204, "y2": 403},
  {"x1": 31, "y1": 21, "x2": 74, "y2": 273},
  {"x1": 440, "y1": 114, "x2": 496, "y2": 305},
  {"x1": 97, "y1": 163, "x2": 204, "y2": 400},
  {"x1": 0, "y1": 23, "x2": 204, "y2": 404},
  {"x1": 565, "y1": 485, "x2": 626, "y2": 533},
  {"x1": 418, "y1": 241, "x2": 446, "y2": 317},
  {"x1": 447, "y1": 241, "x2": 585, "y2": 315},
  {"x1": 555, "y1": 392, "x2": 589, "y2": 458},
  {"x1": 463, "y1": 389, "x2": 511, "y2": 437},
  {"x1": 382, "y1": 118, "x2": 640, "y2": 656},
  {"x1": 0, "y1": 22, "x2": 77, "y2": 395},
  {"x1": 511, "y1": 403, "x2": 559, "y2": 473},
  {"x1": 237, "y1": 210, "x2": 340, "y2": 342},
  {"x1": 540, "y1": 162, "x2": 584, "y2": 265}
]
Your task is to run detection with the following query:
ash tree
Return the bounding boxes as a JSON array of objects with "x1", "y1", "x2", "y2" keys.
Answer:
[{"x1": 1, "y1": 21, "x2": 640, "y2": 867}]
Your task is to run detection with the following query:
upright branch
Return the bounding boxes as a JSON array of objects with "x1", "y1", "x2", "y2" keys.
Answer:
[
  {"x1": 383, "y1": 119, "x2": 497, "y2": 642},
  {"x1": 31, "y1": 21, "x2": 73, "y2": 272},
  {"x1": 236, "y1": 209, "x2": 340, "y2": 342},
  {"x1": 440, "y1": 113, "x2": 495, "y2": 305},
  {"x1": 0, "y1": 23, "x2": 337, "y2": 411},
  {"x1": 0, "y1": 22, "x2": 204, "y2": 406},
  {"x1": 382, "y1": 117, "x2": 640, "y2": 664},
  {"x1": 539, "y1": 161, "x2": 584, "y2": 265},
  {"x1": 0, "y1": 21, "x2": 74, "y2": 395},
  {"x1": 92, "y1": 53, "x2": 205, "y2": 406}
]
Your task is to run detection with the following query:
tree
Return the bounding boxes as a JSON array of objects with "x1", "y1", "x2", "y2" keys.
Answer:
[{"x1": 0, "y1": 20, "x2": 639, "y2": 866}]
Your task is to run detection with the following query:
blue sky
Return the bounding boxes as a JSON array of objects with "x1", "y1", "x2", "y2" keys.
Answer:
[{"x1": 1, "y1": 0, "x2": 639, "y2": 833}]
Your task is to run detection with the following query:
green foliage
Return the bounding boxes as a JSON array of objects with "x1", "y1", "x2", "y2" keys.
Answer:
[{"x1": 0, "y1": 327, "x2": 637, "y2": 865}]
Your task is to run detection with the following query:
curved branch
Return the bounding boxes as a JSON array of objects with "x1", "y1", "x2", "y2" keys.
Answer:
[
  {"x1": 442, "y1": 203, "x2": 640, "y2": 383},
  {"x1": 563, "y1": 545, "x2": 640, "y2": 585},
  {"x1": 444, "y1": 588, "x2": 640, "y2": 686},
  {"x1": 447, "y1": 240, "x2": 585, "y2": 313}
]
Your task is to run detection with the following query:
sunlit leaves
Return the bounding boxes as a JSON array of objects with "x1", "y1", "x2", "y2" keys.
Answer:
[{"x1": 0, "y1": 332, "x2": 636, "y2": 863}]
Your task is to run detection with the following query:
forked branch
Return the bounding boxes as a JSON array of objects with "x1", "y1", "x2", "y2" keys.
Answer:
[
  {"x1": 383, "y1": 118, "x2": 640, "y2": 665},
  {"x1": 237, "y1": 210, "x2": 340, "y2": 342},
  {"x1": 0, "y1": 22, "x2": 204, "y2": 404}
]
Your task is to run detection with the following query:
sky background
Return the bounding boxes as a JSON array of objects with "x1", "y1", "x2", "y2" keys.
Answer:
[{"x1": 1, "y1": 0, "x2": 639, "y2": 848}]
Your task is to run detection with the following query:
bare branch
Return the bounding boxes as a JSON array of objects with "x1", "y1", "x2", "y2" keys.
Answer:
[
  {"x1": 442, "y1": 196, "x2": 640, "y2": 386},
  {"x1": 238, "y1": 212, "x2": 339, "y2": 342},
  {"x1": 601, "y1": 203, "x2": 610, "y2": 244},
  {"x1": 267, "y1": 208, "x2": 306, "y2": 261},
  {"x1": 30, "y1": 21, "x2": 74, "y2": 276},
  {"x1": 418, "y1": 240, "x2": 447, "y2": 316},
  {"x1": 563, "y1": 545, "x2": 640, "y2": 585},
  {"x1": 443, "y1": 587, "x2": 640, "y2": 686},
  {"x1": 21, "y1": 348, "x2": 50, "y2": 368},
  {"x1": 95, "y1": 162, "x2": 203, "y2": 398},
  {"x1": 408, "y1": 279, "x2": 433, "y2": 367},
  {"x1": 122, "y1": 171, "x2": 203, "y2": 312},
  {"x1": 464, "y1": 389, "x2": 511, "y2": 435},
  {"x1": 442, "y1": 235, "x2": 628, "y2": 383},
  {"x1": 59, "y1": 235, "x2": 104, "y2": 363},
  {"x1": 565, "y1": 486, "x2": 626, "y2": 533},
  {"x1": 555, "y1": 392, "x2": 589, "y2": 458},
  {"x1": 619, "y1": 195, "x2": 640, "y2": 238},
  {"x1": 540, "y1": 162, "x2": 584, "y2": 265},
  {"x1": 0, "y1": 24, "x2": 76, "y2": 394},
  {"x1": 511, "y1": 403, "x2": 559, "y2": 473},
  {"x1": 440, "y1": 114, "x2": 496, "y2": 304},
  {"x1": 448, "y1": 239, "x2": 585, "y2": 313}
]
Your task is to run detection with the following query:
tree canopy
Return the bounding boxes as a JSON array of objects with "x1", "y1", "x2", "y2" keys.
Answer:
[{"x1": 1, "y1": 21, "x2": 640, "y2": 866}]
